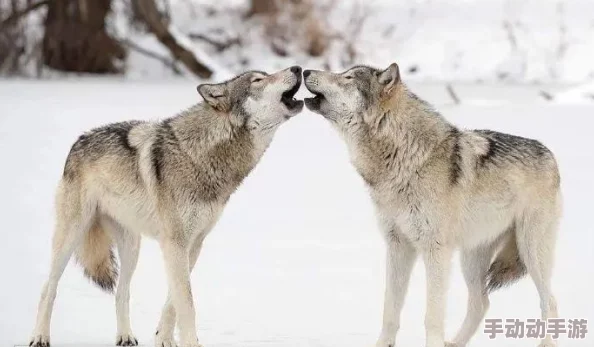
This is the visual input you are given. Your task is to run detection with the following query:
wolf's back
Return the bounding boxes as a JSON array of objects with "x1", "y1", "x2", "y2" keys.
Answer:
[
  {"x1": 473, "y1": 130, "x2": 557, "y2": 170},
  {"x1": 63, "y1": 121, "x2": 144, "y2": 181}
]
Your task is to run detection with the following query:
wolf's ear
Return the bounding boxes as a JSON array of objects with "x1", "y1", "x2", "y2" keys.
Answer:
[
  {"x1": 377, "y1": 63, "x2": 400, "y2": 93},
  {"x1": 197, "y1": 83, "x2": 229, "y2": 111}
]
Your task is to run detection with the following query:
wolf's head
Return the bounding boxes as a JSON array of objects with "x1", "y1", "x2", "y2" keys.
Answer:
[
  {"x1": 197, "y1": 66, "x2": 304, "y2": 133},
  {"x1": 303, "y1": 63, "x2": 400, "y2": 131}
]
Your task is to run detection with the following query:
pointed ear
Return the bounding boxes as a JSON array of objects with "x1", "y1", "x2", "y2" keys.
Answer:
[
  {"x1": 197, "y1": 83, "x2": 229, "y2": 111},
  {"x1": 377, "y1": 63, "x2": 400, "y2": 93}
]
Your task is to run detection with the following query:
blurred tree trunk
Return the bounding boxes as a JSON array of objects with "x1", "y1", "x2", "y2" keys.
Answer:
[
  {"x1": 42, "y1": 0, "x2": 125, "y2": 73},
  {"x1": 129, "y1": 0, "x2": 170, "y2": 31},
  {"x1": 248, "y1": 0, "x2": 277, "y2": 17},
  {"x1": 132, "y1": 0, "x2": 212, "y2": 78},
  {"x1": 255, "y1": 0, "x2": 329, "y2": 57}
]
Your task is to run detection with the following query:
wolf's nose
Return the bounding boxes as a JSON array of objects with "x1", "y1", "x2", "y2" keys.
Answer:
[
  {"x1": 290, "y1": 66, "x2": 302, "y2": 75},
  {"x1": 303, "y1": 70, "x2": 311, "y2": 78}
]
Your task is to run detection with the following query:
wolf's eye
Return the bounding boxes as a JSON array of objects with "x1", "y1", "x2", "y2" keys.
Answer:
[
  {"x1": 252, "y1": 78, "x2": 264, "y2": 83},
  {"x1": 345, "y1": 75, "x2": 354, "y2": 80}
]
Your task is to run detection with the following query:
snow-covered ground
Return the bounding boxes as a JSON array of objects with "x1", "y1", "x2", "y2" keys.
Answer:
[{"x1": 1, "y1": 80, "x2": 593, "y2": 347}]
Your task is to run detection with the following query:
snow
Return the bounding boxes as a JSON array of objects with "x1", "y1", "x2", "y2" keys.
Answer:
[
  {"x1": 552, "y1": 81, "x2": 594, "y2": 104},
  {"x1": 111, "y1": 0, "x2": 594, "y2": 84},
  {"x1": 1, "y1": 80, "x2": 593, "y2": 347},
  {"x1": 168, "y1": 26, "x2": 234, "y2": 80},
  {"x1": 7, "y1": 0, "x2": 594, "y2": 83}
]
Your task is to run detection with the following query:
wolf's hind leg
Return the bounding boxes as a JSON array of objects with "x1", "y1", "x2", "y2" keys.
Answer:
[
  {"x1": 516, "y1": 207, "x2": 560, "y2": 347},
  {"x1": 447, "y1": 242, "x2": 498, "y2": 347},
  {"x1": 30, "y1": 182, "x2": 95, "y2": 347},
  {"x1": 106, "y1": 217, "x2": 141, "y2": 346}
]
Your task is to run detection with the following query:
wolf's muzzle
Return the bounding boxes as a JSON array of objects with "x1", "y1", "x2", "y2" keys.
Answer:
[
  {"x1": 281, "y1": 67, "x2": 304, "y2": 112},
  {"x1": 290, "y1": 66, "x2": 302, "y2": 75}
]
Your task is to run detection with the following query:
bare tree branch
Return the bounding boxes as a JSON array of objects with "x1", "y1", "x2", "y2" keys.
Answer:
[
  {"x1": 133, "y1": 0, "x2": 212, "y2": 78},
  {"x1": 188, "y1": 33, "x2": 240, "y2": 52},
  {"x1": 120, "y1": 38, "x2": 182, "y2": 75},
  {"x1": 503, "y1": 20, "x2": 517, "y2": 50},
  {"x1": 0, "y1": 0, "x2": 51, "y2": 33},
  {"x1": 446, "y1": 84, "x2": 460, "y2": 105},
  {"x1": 539, "y1": 90, "x2": 554, "y2": 101}
]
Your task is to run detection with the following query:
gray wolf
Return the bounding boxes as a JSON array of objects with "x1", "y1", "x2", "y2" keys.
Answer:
[
  {"x1": 303, "y1": 64, "x2": 561, "y2": 347},
  {"x1": 29, "y1": 66, "x2": 304, "y2": 347}
]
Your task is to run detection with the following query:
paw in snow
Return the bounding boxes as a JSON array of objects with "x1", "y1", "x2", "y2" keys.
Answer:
[
  {"x1": 374, "y1": 339, "x2": 395, "y2": 347},
  {"x1": 116, "y1": 333, "x2": 139, "y2": 346},
  {"x1": 155, "y1": 331, "x2": 177, "y2": 347},
  {"x1": 29, "y1": 334, "x2": 50, "y2": 347}
]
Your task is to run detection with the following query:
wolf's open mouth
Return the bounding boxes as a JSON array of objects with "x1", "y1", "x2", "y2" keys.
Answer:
[
  {"x1": 304, "y1": 92, "x2": 324, "y2": 110},
  {"x1": 281, "y1": 80, "x2": 303, "y2": 110}
]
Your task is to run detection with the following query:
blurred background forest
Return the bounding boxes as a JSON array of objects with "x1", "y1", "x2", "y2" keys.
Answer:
[{"x1": 1, "y1": 0, "x2": 593, "y2": 83}]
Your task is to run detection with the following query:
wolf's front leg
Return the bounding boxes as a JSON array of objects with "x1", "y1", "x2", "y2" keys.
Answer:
[
  {"x1": 160, "y1": 238, "x2": 201, "y2": 347},
  {"x1": 156, "y1": 235, "x2": 206, "y2": 347},
  {"x1": 376, "y1": 231, "x2": 417, "y2": 347},
  {"x1": 422, "y1": 246, "x2": 452, "y2": 347}
]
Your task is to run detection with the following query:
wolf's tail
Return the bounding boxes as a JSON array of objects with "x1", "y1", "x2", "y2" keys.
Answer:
[
  {"x1": 75, "y1": 220, "x2": 119, "y2": 293},
  {"x1": 485, "y1": 229, "x2": 527, "y2": 293}
]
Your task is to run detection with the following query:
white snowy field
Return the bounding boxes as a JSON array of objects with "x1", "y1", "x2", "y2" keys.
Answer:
[{"x1": 0, "y1": 80, "x2": 593, "y2": 347}]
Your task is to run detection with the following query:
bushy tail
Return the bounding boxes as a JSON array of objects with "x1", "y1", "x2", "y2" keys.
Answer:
[
  {"x1": 75, "y1": 220, "x2": 118, "y2": 293},
  {"x1": 485, "y1": 230, "x2": 527, "y2": 293}
]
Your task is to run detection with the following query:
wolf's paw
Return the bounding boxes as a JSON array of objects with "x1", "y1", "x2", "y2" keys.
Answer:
[
  {"x1": 445, "y1": 343, "x2": 460, "y2": 347},
  {"x1": 155, "y1": 332, "x2": 177, "y2": 347},
  {"x1": 374, "y1": 338, "x2": 395, "y2": 347},
  {"x1": 116, "y1": 333, "x2": 138, "y2": 346},
  {"x1": 179, "y1": 342, "x2": 203, "y2": 347},
  {"x1": 29, "y1": 334, "x2": 50, "y2": 347}
]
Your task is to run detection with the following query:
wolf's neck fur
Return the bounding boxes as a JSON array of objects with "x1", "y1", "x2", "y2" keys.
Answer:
[
  {"x1": 165, "y1": 103, "x2": 273, "y2": 200},
  {"x1": 352, "y1": 85, "x2": 454, "y2": 188}
]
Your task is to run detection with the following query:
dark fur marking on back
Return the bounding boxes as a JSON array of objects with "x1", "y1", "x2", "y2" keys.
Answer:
[
  {"x1": 62, "y1": 121, "x2": 141, "y2": 180},
  {"x1": 162, "y1": 118, "x2": 177, "y2": 141},
  {"x1": 449, "y1": 128, "x2": 462, "y2": 185},
  {"x1": 479, "y1": 136, "x2": 497, "y2": 167},
  {"x1": 108, "y1": 122, "x2": 139, "y2": 153},
  {"x1": 475, "y1": 129, "x2": 550, "y2": 167},
  {"x1": 151, "y1": 136, "x2": 165, "y2": 184},
  {"x1": 151, "y1": 118, "x2": 180, "y2": 184}
]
